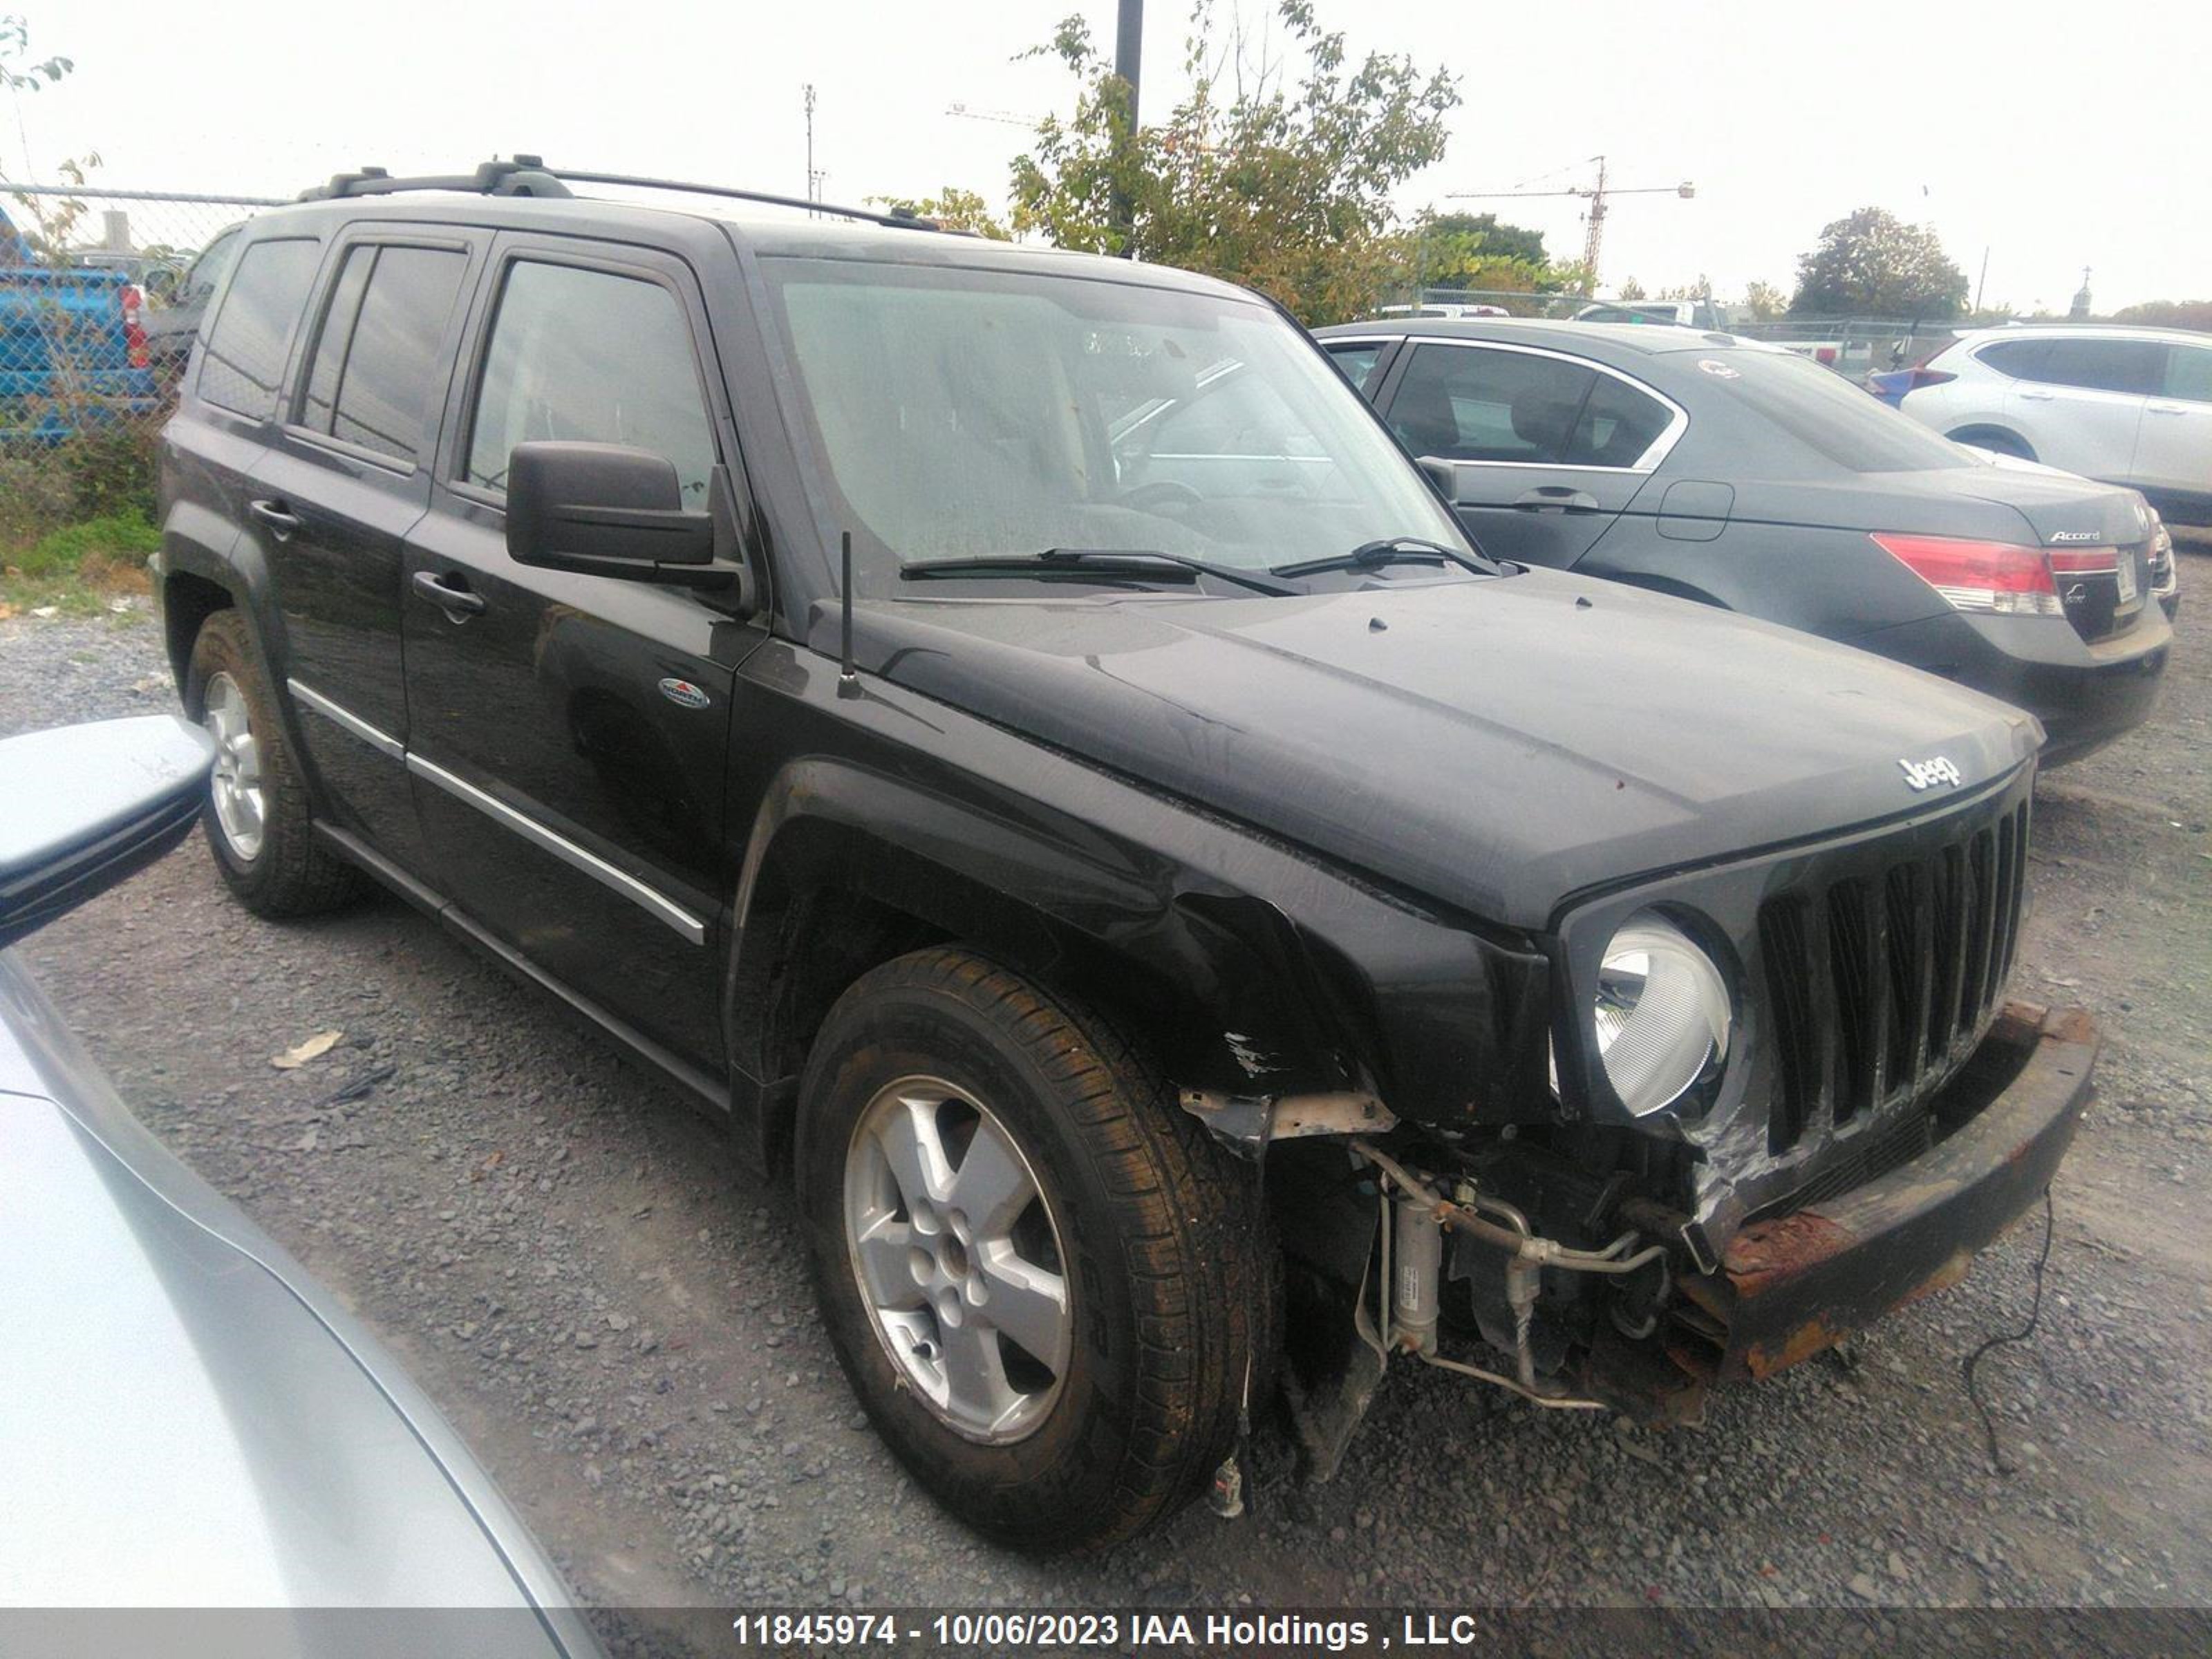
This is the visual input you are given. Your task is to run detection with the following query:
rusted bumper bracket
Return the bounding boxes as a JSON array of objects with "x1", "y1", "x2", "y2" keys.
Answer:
[{"x1": 1680, "y1": 1002, "x2": 2097, "y2": 1382}]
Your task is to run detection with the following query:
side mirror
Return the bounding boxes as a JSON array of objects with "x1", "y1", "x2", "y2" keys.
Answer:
[
  {"x1": 0, "y1": 715, "x2": 216, "y2": 950},
  {"x1": 505, "y1": 441, "x2": 742, "y2": 593},
  {"x1": 1418, "y1": 455, "x2": 1461, "y2": 501}
]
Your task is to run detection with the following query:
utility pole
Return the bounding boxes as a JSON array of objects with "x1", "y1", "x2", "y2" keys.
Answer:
[
  {"x1": 803, "y1": 83, "x2": 817, "y2": 213},
  {"x1": 1447, "y1": 155, "x2": 1694, "y2": 294},
  {"x1": 1974, "y1": 245, "x2": 1989, "y2": 316},
  {"x1": 1111, "y1": 0, "x2": 1143, "y2": 257}
]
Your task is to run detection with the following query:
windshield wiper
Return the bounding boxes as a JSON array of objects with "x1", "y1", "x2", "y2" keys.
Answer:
[
  {"x1": 1270, "y1": 536, "x2": 1501, "y2": 581},
  {"x1": 901, "y1": 547, "x2": 1301, "y2": 597}
]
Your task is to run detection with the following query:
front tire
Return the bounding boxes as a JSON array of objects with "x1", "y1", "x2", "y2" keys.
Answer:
[
  {"x1": 796, "y1": 948, "x2": 1273, "y2": 1552},
  {"x1": 183, "y1": 610, "x2": 361, "y2": 917}
]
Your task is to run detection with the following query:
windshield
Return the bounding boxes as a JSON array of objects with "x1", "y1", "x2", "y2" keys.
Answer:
[
  {"x1": 1713, "y1": 348, "x2": 1976, "y2": 474},
  {"x1": 760, "y1": 256, "x2": 1466, "y2": 583}
]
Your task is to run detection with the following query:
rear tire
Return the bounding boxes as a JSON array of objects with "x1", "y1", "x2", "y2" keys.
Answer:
[
  {"x1": 796, "y1": 947, "x2": 1275, "y2": 1552},
  {"x1": 182, "y1": 610, "x2": 361, "y2": 918}
]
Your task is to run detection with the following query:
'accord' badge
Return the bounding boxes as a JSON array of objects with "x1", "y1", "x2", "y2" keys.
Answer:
[
  {"x1": 1899, "y1": 756, "x2": 1963, "y2": 791},
  {"x1": 657, "y1": 677, "x2": 711, "y2": 709}
]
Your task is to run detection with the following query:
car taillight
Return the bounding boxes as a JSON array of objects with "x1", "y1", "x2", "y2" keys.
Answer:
[
  {"x1": 1903, "y1": 367, "x2": 1956, "y2": 391},
  {"x1": 121, "y1": 283, "x2": 149, "y2": 369},
  {"x1": 1871, "y1": 532, "x2": 2068, "y2": 616},
  {"x1": 1815, "y1": 346, "x2": 1838, "y2": 366}
]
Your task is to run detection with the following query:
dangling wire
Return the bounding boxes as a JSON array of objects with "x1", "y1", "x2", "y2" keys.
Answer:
[{"x1": 1962, "y1": 1186, "x2": 2056, "y2": 1476}]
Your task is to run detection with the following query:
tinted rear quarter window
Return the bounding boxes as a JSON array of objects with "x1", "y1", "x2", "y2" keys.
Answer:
[
  {"x1": 2162, "y1": 344, "x2": 2212, "y2": 403},
  {"x1": 1564, "y1": 373, "x2": 1674, "y2": 467},
  {"x1": 198, "y1": 238, "x2": 322, "y2": 420}
]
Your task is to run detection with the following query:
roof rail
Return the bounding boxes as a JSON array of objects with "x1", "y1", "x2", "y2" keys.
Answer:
[{"x1": 297, "y1": 155, "x2": 948, "y2": 232}]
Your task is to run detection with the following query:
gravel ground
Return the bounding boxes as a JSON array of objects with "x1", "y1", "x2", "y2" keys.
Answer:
[{"x1": 4, "y1": 579, "x2": 2209, "y2": 1645}]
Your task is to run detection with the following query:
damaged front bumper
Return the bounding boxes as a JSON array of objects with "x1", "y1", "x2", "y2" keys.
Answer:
[
  {"x1": 1275, "y1": 1001, "x2": 2096, "y2": 1477},
  {"x1": 1656, "y1": 1001, "x2": 2095, "y2": 1397}
]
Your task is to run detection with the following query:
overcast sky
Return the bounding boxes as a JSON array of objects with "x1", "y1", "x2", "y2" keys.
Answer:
[{"x1": 17, "y1": 0, "x2": 2206, "y2": 312}]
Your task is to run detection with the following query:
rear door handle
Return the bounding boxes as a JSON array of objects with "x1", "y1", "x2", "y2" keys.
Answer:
[
  {"x1": 412, "y1": 569, "x2": 487, "y2": 618},
  {"x1": 1511, "y1": 485, "x2": 1600, "y2": 513},
  {"x1": 2018, "y1": 387, "x2": 2058, "y2": 401},
  {"x1": 248, "y1": 499, "x2": 301, "y2": 540},
  {"x1": 2146, "y1": 402, "x2": 2190, "y2": 416}
]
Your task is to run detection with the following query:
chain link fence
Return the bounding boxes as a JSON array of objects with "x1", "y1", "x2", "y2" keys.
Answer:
[{"x1": 1, "y1": 184, "x2": 280, "y2": 564}]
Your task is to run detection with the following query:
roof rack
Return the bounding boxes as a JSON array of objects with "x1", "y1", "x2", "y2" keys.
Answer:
[{"x1": 297, "y1": 155, "x2": 949, "y2": 233}]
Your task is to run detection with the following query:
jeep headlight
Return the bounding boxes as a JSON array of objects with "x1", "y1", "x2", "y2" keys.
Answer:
[{"x1": 1591, "y1": 912, "x2": 1731, "y2": 1116}]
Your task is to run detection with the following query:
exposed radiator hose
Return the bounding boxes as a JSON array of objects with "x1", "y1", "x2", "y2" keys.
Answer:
[{"x1": 1351, "y1": 1138, "x2": 1669, "y2": 1410}]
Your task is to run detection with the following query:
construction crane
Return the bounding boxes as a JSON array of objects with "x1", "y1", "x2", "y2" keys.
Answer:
[
  {"x1": 946, "y1": 103, "x2": 1040, "y2": 129},
  {"x1": 1447, "y1": 156, "x2": 1694, "y2": 291}
]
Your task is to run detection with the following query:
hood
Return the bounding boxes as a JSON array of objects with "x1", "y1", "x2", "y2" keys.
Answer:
[
  {"x1": 0, "y1": 959, "x2": 592, "y2": 1651},
  {"x1": 839, "y1": 570, "x2": 2038, "y2": 928}
]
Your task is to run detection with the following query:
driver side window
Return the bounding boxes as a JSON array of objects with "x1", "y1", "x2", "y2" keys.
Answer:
[{"x1": 465, "y1": 260, "x2": 718, "y2": 501}]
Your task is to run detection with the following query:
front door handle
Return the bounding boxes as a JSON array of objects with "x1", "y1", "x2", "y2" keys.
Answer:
[
  {"x1": 1511, "y1": 485, "x2": 1600, "y2": 513},
  {"x1": 2146, "y1": 402, "x2": 2190, "y2": 417},
  {"x1": 412, "y1": 569, "x2": 487, "y2": 619},
  {"x1": 2018, "y1": 386, "x2": 2058, "y2": 401},
  {"x1": 248, "y1": 499, "x2": 301, "y2": 540}
]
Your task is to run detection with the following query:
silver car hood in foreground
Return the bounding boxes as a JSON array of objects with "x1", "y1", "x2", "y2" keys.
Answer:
[{"x1": 0, "y1": 953, "x2": 601, "y2": 1657}]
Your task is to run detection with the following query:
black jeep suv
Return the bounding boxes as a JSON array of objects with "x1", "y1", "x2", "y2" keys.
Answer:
[{"x1": 153, "y1": 159, "x2": 2096, "y2": 1552}]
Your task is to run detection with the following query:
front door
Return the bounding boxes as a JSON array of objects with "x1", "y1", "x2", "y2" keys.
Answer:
[
  {"x1": 2133, "y1": 339, "x2": 2212, "y2": 507},
  {"x1": 1370, "y1": 341, "x2": 1674, "y2": 568},
  {"x1": 401, "y1": 238, "x2": 752, "y2": 1080},
  {"x1": 254, "y1": 232, "x2": 478, "y2": 881}
]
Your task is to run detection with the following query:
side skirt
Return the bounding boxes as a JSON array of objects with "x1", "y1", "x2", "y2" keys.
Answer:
[{"x1": 312, "y1": 821, "x2": 731, "y2": 1120}]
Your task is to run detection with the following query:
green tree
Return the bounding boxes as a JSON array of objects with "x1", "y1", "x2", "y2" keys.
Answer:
[
  {"x1": 1406, "y1": 210, "x2": 1568, "y2": 298},
  {"x1": 2, "y1": 12, "x2": 73, "y2": 178},
  {"x1": 1419, "y1": 210, "x2": 1546, "y2": 267},
  {"x1": 1740, "y1": 279, "x2": 1788, "y2": 321},
  {"x1": 2111, "y1": 298, "x2": 2212, "y2": 331},
  {"x1": 868, "y1": 187, "x2": 1012, "y2": 240},
  {"x1": 1614, "y1": 276, "x2": 1647, "y2": 301},
  {"x1": 1790, "y1": 207, "x2": 1969, "y2": 319},
  {"x1": 1009, "y1": 1, "x2": 1460, "y2": 325}
]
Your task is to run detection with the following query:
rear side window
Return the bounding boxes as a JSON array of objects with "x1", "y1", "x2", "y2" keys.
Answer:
[
  {"x1": 2163, "y1": 344, "x2": 2212, "y2": 403},
  {"x1": 1389, "y1": 345, "x2": 1595, "y2": 464},
  {"x1": 1563, "y1": 373, "x2": 1674, "y2": 467},
  {"x1": 297, "y1": 243, "x2": 468, "y2": 464},
  {"x1": 464, "y1": 261, "x2": 717, "y2": 501},
  {"x1": 198, "y1": 238, "x2": 322, "y2": 420},
  {"x1": 1984, "y1": 337, "x2": 2162, "y2": 397}
]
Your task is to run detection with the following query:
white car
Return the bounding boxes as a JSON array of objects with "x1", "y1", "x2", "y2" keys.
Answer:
[{"x1": 1875, "y1": 326, "x2": 2212, "y2": 527}]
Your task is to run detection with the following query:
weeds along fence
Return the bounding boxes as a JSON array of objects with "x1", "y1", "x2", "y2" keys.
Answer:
[{"x1": 1, "y1": 184, "x2": 282, "y2": 546}]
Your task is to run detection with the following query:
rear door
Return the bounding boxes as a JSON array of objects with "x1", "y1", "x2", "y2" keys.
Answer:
[
  {"x1": 168, "y1": 232, "x2": 326, "y2": 609},
  {"x1": 401, "y1": 235, "x2": 744, "y2": 1080},
  {"x1": 252, "y1": 229, "x2": 480, "y2": 881},
  {"x1": 1998, "y1": 336, "x2": 2159, "y2": 481},
  {"x1": 2133, "y1": 339, "x2": 2212, "y2": 507},
  {"x1": 1370, "y1": 339, "x2": 1680, "y2": 567}
]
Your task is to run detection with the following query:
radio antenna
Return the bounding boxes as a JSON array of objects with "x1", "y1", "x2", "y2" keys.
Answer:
[{"x1": 837, "y1": 530, "x2": 861, "y2": 699}]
